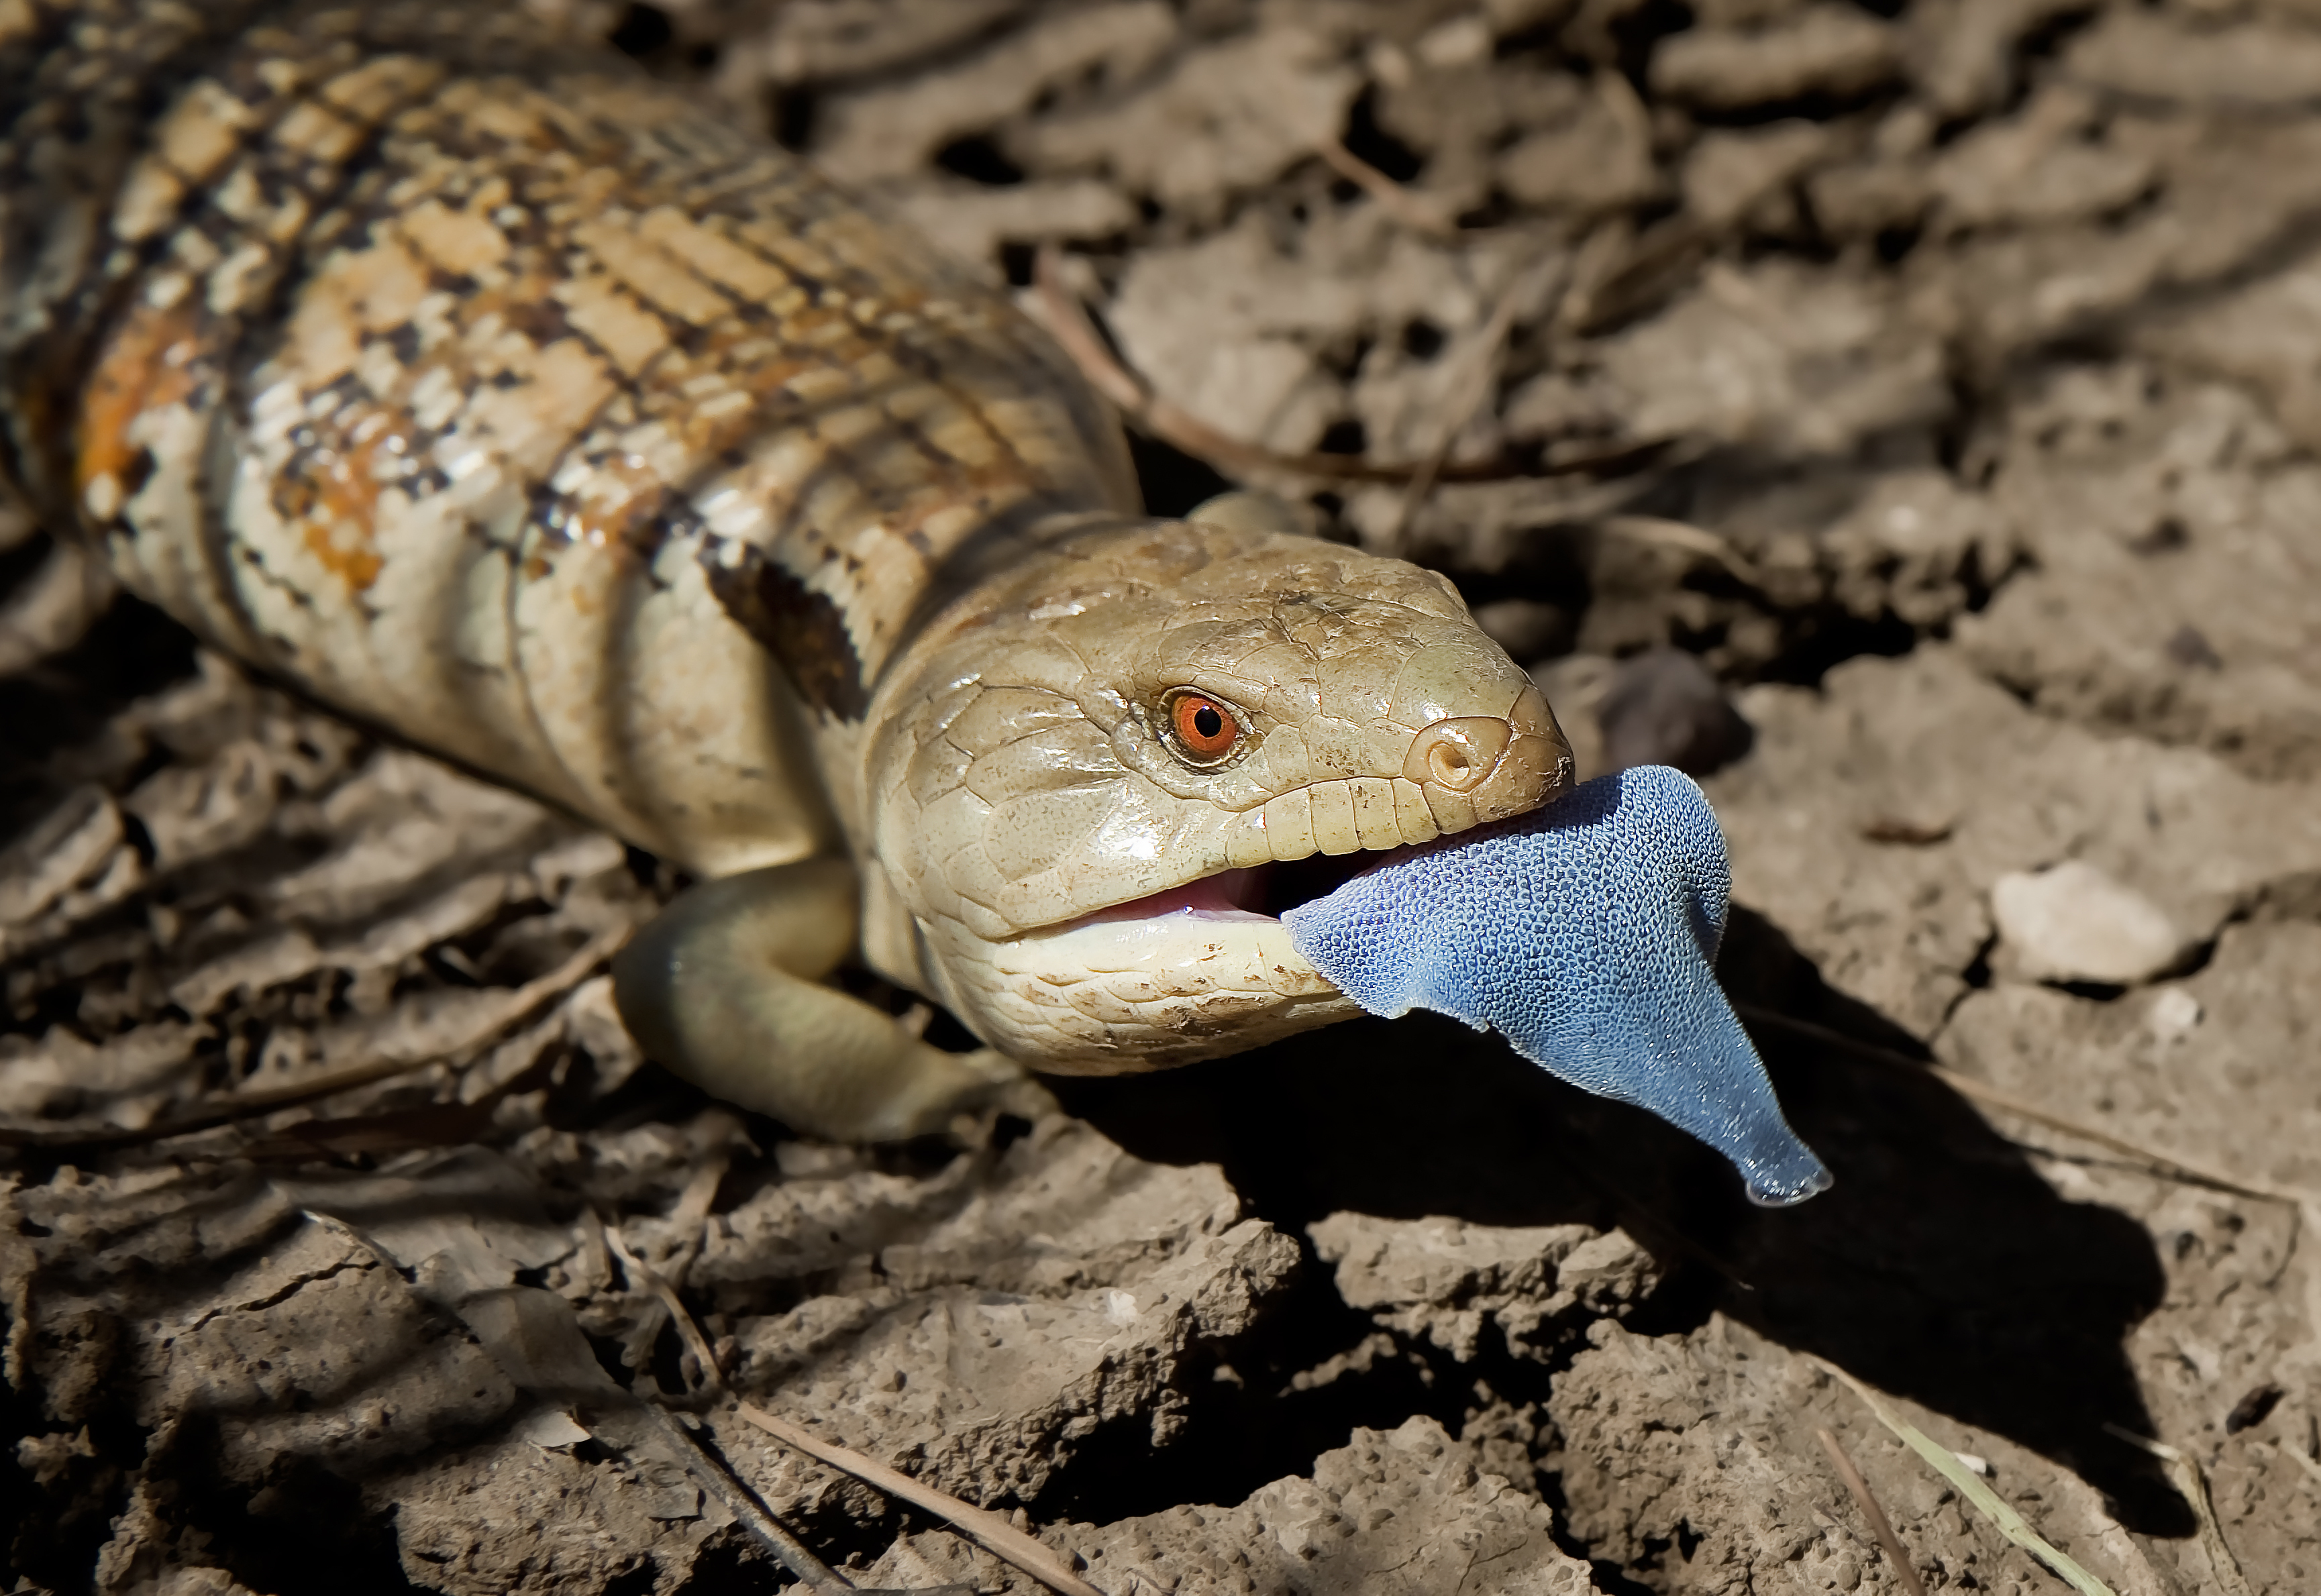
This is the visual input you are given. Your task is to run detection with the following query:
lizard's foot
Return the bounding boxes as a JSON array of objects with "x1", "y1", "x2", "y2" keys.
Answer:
[{"x1": 612, "y1": 859, "x2": 1027, "y2": 1141}]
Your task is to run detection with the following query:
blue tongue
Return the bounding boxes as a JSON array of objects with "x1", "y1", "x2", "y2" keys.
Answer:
[{"x1": 1282, "y1": 765, "x2": 1831, "y2": 1207}]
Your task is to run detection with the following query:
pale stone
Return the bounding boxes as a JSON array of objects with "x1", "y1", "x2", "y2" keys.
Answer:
[
  {"x1": 2147, "y1": 984, "x2": 2204, "y2": 1043},
  {"x1": 1991, "y1": 859, "x2": 2189, "y2": 985}
]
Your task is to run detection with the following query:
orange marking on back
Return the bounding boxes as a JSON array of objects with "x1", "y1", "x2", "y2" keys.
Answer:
[
  {"x1": 300, "y1": 451, "x2": 386, "y2": 591},
  {"x1": 76, "y1": 297, "x2": 203, "y2": 518},
  {"x1": 562, "y1": 451, "x2": 674, "y2": 551},
  {"x1": 283, "y1": 403, "x2": 418, "y2": 594}
]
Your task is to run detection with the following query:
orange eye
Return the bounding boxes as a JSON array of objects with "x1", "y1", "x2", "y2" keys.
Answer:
[{"x1": 1168, "y1": 693, "x2": 1240, "y2": 761}]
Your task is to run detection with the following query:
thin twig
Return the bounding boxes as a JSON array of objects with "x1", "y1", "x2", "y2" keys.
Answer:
[
  {"x1": 1602, "y1": 513, "x2": 1763, "y2": 586},
  {"x1": 1310, "y1": 135, "x2": 1461, "y2": 237},
  {"x1": 641, "y1": 1405, "x2": 862, "y2": 1595},
  {"x1": 2258, "y1": 1438, "x2": 2321, "y2": 1489},
  {"x1": 329, "y1": 1185, "x2": 861, "y2": 1595},
  {"x1": 1815, "y1": 1427, "x2": 1928, "y2": 1596},
  {"x1": 2102, "y1": 1426, "x2": 2255, "y2": 1596},
  {"x1": 736, "y1": 1403, "x2": 1111, "y2": 1596},
  {"x1": 227, "y1": 1006, "x2": 576, "y2": 1162},
  {"x1": 605, "y1": 1271, "x2": 912, "y2": 1595},
  {"x1": 1733, "y1": 1004, "x2": 2318, "y2": 1208},
  {"x1": 615, "y1": 1244, "x2": 1029, "y2": 1595},
  {"x1": 605, "y1": 1219, "x2": 725, "y2": 1393},
  {"x1": 597, "y1": 1112, "x2": 738, "y2": 1389},
  {"x1": 1028, "y1": 246, "x2": 1658, "y2": 488},
  {"x1": 0, "y1": 925, "x2": 630, "y2": 1151},
  {"x1": 1391, "y1": 250, "x2": 1574, "y2": 545},
  {"x1": 0, "y1": 1048, "x2": 435, "y2": 1151}
]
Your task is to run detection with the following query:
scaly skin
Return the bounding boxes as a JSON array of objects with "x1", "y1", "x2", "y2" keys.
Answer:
[{"x1": 2, "y1": 1, "x2": 1572, "y2": 1129}]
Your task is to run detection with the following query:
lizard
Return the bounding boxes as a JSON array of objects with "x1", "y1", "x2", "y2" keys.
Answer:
[{"x1": 0, "y1": 0, "x2": 1827, "y2": 1200}]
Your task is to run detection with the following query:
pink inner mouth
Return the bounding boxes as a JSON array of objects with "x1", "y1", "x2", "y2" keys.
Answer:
[
  {"x1": 1060, "y1": 841, "x2": 1437, "y2": 933},
  {"x1": 1072, "y1": 866, "x2": 1274, "y2": 926}
]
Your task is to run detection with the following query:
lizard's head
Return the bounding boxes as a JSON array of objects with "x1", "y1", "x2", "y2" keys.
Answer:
[{"x1": 863, "y1": 511, "x2": 1573, "y2": 1069}]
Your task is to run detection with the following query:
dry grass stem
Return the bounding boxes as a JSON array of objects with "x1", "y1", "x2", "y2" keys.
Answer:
[
  {"x1": 604, "y1": 1117, "x2": 738, "y2": 1381},
  {"x1": 1390, "y1": 249, "x2": 1574, "y2": 543},
  {"x1": 2265, "y1": 1439, "x2": 2321, "y2": 1488},
  {"x1": 1029, "y1": 246, "x2": 1650, "y2": 487},
  {"x1": 1310, "y1": 135, "x2": 1461, "y2": 237},
  {"x1": 1733, "y1": 1004, "x2": 2317, "y2": 1208},
  {"x1": 2102, "y1": 1426, "x2": 2255, "y2": 1596},
  {"x1": 1601, "y1": 513, "x2": 1763, "y2": 586},
  {"x1": 1814, "y1": 1359, "x2": 2116, "y2": 1596},
  {"x1": 1814, "y1": 1426, "x2": 1928, "y2": 1596},
  {"x1": 0, "y1": 924, "x2": 629, "y2": 1151},
  {"x1": 737, "y1": 1402, "x2": 1111, "y2": 1596},
  {"x1": 585, "y1": 1231, "x2": 885, "y2": 1592},
  {"x1": 639, "y1": 1407, "x2": 862, "y2": 1595}
]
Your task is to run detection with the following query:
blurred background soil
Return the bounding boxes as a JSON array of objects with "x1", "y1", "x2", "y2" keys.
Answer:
[{"x1": 5, "y1": 0, "x2": 2321, "y2": 1590}]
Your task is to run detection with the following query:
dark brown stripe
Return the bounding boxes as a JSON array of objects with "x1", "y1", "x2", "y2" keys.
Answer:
[{"x1": 704, "y1": 541, "x2": 870, "y2": 721}]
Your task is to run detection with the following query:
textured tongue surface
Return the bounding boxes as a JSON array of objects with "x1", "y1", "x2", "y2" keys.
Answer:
[{"x1": 1282, "y1": 765, "x2": 1832, "y2": 1207}]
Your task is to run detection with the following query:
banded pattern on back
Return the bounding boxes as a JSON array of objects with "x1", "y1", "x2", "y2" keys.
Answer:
[{"x1": 0, "y1": 0, "x2": 1137, "y2": 875}]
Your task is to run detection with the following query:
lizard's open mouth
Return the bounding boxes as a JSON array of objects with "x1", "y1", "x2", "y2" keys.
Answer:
[
  {"x1": 1058, "y1": 847, "x2": 1426, "y2": 932},
  {"x1": 983, "y1": 847, "x2": 1418, "y2": 1064}
]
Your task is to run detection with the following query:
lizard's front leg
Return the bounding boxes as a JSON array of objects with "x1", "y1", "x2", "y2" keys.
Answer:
[{"x1": 611, "y1": 859, "x2": 1025, "y2": 1141}]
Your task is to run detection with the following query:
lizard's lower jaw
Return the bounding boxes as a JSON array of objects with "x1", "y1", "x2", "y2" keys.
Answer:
[
  {"x1": 944, "y1": 840, "x2": 1476, "y2": 1073},
  {"x1": 923, "y1": 889, "x2": 1363, "y2": 1075},
  {"x1": 938, "y1": 837, "x2": 1455, "y2": 1071}
]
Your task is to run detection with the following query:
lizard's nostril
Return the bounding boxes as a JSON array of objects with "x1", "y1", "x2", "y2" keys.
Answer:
[{"x1": 1404, "y1": 716, "x2": 1513, "y2": 792}]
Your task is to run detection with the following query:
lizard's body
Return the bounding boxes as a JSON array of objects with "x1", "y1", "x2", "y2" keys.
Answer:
[
  {"x1": 3, "y1": 1, "x2": 1574, "y2": 1137},
  {"x1": 4, "y1": 0, "x2": 1128, "y2": 877}
]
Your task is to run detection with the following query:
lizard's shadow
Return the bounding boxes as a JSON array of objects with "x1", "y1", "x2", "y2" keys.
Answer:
[{"x1": 1054, "y1": 906, "x2": 2185, "y2": 1532}]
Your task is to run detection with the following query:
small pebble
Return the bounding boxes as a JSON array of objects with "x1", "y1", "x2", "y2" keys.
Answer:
[
  {"x1": 2164, "y1": 623, "x2": 2223, "y2": 670},
  {"x1": 2147, "y1": 985, "x2": 2203, "y2": 1043},
  {"x1": 1597, "y1": 647, "x2": 1755, "y2": 776},
  {"x1": 1415, "y1": 13, "x2": 1492, "y2": 66},
  {"x1": 2225, "y1": 1382, "x2": 2283, "y2": 1434},
  {"x1": 514, "y1": 1408, "x2": 594, "y2": 1450},
  {"x1": 1990, "y1": 859, "x2": 2189, "y2": 986}
]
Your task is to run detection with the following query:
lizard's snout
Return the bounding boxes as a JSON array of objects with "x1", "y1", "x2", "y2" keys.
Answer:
[{"x1": 1408, "y1": 685, "x2": 1576, "y2": 833}]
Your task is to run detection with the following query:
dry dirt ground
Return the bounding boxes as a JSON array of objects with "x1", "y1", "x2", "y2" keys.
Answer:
[{"x1": 6, "y1": 0, "x2": 2321, "y2": 1591}]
